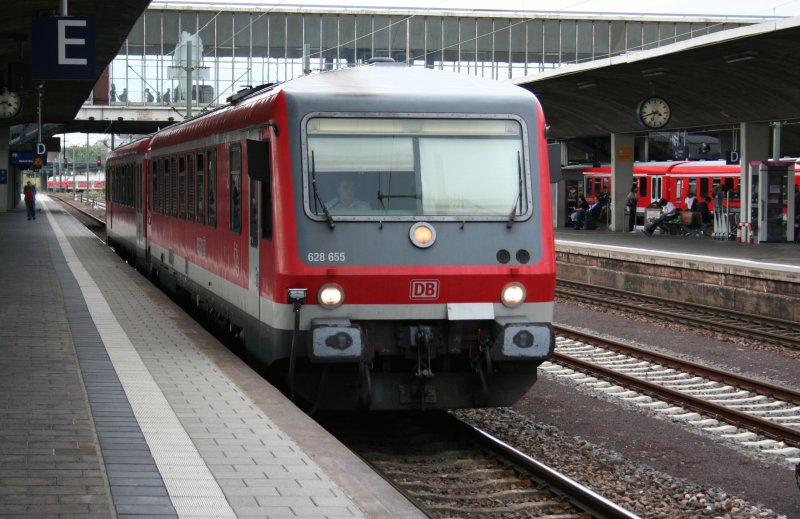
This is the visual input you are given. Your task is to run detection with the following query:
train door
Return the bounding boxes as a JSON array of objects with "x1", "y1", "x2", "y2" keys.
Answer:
[
  {"x1": 245, "y1": 136, "x2": 272, "y2": 328},
  {"x1": 650, "y1": 175, "x2": 664, "y2": 204}
]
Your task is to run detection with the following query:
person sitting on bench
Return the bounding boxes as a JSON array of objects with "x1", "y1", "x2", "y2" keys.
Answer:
[
  {"x1": 641, "y1": 198, "x2": 678, "y2": 236},
  {"x1": 574, "y1": 199, "x2": 603, "y2": 230}
]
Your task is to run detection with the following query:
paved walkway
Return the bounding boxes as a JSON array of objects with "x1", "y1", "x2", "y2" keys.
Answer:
[{"x1": 0, "y1": 196, "x2": 422, "y2": 518}]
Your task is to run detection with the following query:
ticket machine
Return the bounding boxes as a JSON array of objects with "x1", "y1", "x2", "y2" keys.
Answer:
[{"x1": 750, "y1": 161, "x2": 795, "y2": 242}]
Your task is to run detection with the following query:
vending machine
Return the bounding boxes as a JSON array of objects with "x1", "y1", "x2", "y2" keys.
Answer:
[{"x1": 752, "y1": 161, "x2": 795, "y2": 242}]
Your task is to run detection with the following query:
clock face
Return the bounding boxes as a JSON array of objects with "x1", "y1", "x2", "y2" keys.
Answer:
[
  {"x1": 0, "y1": 90, "x2": 21, "y2": 119},
  {"x1": 636, "y1": 96, "x2": 671, "y2": 129}
]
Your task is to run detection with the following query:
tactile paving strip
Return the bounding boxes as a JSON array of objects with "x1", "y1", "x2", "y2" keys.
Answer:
[{"x1": 45, "y1": 202, "x2": 236, "y2": 519}]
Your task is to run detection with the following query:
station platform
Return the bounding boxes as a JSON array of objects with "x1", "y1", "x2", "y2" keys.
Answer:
[
  {"x1": 554, "y1": 226, "x2": 800, "y2": 274},
  {"x1": 554, "y1": 225, "x2": 800, "y2": 323},
  {"x1": 0, "y1": 196, "x2": 424, "y2": 519}
]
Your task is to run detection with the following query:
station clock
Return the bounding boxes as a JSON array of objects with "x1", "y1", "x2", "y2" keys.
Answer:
[
  {"x1": 636, "y1": 96, "x2": 671, "y2": 130},
  {"x1": 0, "y1": 87, "x2": 21, "y2": 119}
]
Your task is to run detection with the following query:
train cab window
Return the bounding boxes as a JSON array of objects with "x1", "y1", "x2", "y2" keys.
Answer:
[
  {"x1": 187, "y1": 154, "x2": 195, "y2": 222},
  {"x1": 207, "y1": 149, "x2": 217, "y2": 228},
  {"x1": 196, "y1": 153, "x2": 205, "y2": 225},
  {"x1": 305, "y1": 117, "x2": 528, "y2": 220},
  {"x1": 178, "y1": 156, "x2": 186, "y2": 219},
  {"x1": 230, "y1": 144, "x2": 242, "y2": 233}
]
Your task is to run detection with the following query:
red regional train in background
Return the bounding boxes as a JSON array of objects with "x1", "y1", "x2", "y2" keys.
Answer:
[
  {"x1": 48, "y1": 176, "x2": 106, "y2": 191},
  {"x1": 105, "y1": 62, "x2": 556, "y2": 411},
  {"x1": 580, "y1": 160, "x2": 800, "y2": 217},
  {"x1": 580, "y1": 161, "x2": 745, "y2": 212}
]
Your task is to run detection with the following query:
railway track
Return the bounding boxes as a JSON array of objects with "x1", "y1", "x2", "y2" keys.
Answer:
[
  {"x1": 548, "y1": 325, "x2": 800, "y2": 461},
  {"x1": 316, "y1": 411, "x2": 639, "y2": 519},
  {"x1": 556, "y1": 279, "x2": 800, "y2": 350}
]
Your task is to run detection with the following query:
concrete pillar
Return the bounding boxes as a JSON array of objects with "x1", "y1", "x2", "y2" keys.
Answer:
[
  {"x1": 739, "y1": 122, "x2": 769, "y2": 226},
  {"x1": 0, "y1": 128, "x2": 10, "y2": 212},
  {"x1": 610, "y1": 133, "x2": 635, "y2": 232}
]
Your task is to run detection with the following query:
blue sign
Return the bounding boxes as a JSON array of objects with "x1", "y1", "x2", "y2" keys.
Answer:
[
  {"x1": 31, "y1": 17, "x2": 96, "y2": 81},
  {"x1": 11, "y1": 151, "x2": 34, "y2": 165},
  {"x1": 0, "y1": 169, "x2": 6, "y2": 185}
]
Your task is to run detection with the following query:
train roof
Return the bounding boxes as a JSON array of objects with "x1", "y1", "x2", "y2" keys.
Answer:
[
  {"x1": 283, "y1": 62, "x2": 533, "y2": 99},
  {"x1": 111, "y1": 63, "x2": 544, "y2": 156},
  {"x1": 282, "y1": 62, "x2": 540, "y2": 114}
]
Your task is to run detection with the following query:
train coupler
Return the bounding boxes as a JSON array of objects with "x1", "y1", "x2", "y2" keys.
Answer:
[{"x1": 410, "y1": 325, "x2": 434, "y2": 378}]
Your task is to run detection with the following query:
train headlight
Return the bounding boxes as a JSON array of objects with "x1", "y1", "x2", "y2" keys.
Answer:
[
  {"x1": 409, "y1": 222, "x2": 436, "y2": 249},
  {"x1": 318, "y1": 284, "x2": 344, "y2": 309},
  {"x1": 500, "y1": 282, "x2": 526, "y2": 308}
]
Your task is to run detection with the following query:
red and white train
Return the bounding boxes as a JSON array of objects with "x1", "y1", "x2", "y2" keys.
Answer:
[
  {"x1": 105, "y1": 62, "x2": 556, "y2": 411},
  {"x1": 48, "y1": 176, "x2": 106, "y2": 191},
  {"x1": 580, "y1": 160, "x2": 800, "y2": 213}
]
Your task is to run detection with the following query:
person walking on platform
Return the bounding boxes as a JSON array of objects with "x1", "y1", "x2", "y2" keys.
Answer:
[
  {"x1": 625, "y1": 185, "x2": 638, "y2": 232},
  {"x1": 23, "y1": 181, "x2": 36, "y2": 220}
]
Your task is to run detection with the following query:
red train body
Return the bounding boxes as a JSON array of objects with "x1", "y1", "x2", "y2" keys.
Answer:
[
  {"x1": 105, "y1": 64, "x2": 556, "y2": 411},
  {"x1": 581, "y1": 161, "x2": 746, "y2": 212}
]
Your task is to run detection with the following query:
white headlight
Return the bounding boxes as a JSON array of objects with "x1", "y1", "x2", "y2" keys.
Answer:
[
  {"x1": 501, "y1": 283, "x2": 526, "y2": 307},
  {"x1": 318, "y1": 284, "x2": 344, "y2": 309}
]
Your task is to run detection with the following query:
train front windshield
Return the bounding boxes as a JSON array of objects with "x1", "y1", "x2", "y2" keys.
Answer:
[{"x1": 305, "y1": 117, "x2": 529, "y2": 220}]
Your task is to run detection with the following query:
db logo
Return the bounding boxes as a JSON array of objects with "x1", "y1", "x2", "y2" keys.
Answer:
[{"x1": 410, "y1": 279, "x2": 439, "y2": 300}]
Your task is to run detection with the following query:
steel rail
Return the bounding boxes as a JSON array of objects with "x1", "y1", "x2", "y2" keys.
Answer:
[
  {"x1": 461, "y1": 420, "x2": 642, "y2": 519},
  {"x1": 556, "y1": 280, "x2": 800, "y2": 349},
  {"x1": 555, "y1": 324, "x2": 800, "y2": 406},
  {"x1": 552, "y1": 329, "x2": 800, "y2": 448}
]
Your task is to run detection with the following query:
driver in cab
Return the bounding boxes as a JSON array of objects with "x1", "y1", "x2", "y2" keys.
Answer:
[{"x1": 327, "y1": 179, "x2": 371, "y2": 211}]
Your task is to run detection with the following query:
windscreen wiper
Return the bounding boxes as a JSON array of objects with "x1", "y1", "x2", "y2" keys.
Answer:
[
  {"x1": 310, "y1": 152, "x2": 335, "y2": 229},
  {"x1": 507, "y1": 151, "x2": 523, "y2": 228}
]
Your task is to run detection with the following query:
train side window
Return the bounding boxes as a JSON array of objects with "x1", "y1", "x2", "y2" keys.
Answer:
[
  {"x1": 230, "y1": 143, "x2": 242, "y2": 234},
  {"x1": 249, "y1": 178, "x2": 258, "y2": 247},
  {"x1": 699, "y1": 178, "x2": 710, "y2": 199},
  {"x1": 261, "y1": 178, "x2": 272, "y2": 241},
  {"x1": 187, "y1": 154, "x2": 195, "y2": 222},
  {"x1": 151, "y1": 161, "x2": 157, "y2": 213},
  {"x1": 163, "y1": 158, "x2": 171, "y2": 215},
  {"x1": 178, "y1": 156, "x2": 186, "y2": 219},
  {"x1": 207, "y1": 149, "x2": 217, "y2": 228},
  {"x1": 169, "y1": 157, "x2": 178, "y2": 218},
  {"x1": 196, "y1": 153, "x2": 205, "y2": 225},
  {"x1": 636, "y1": 177, "x2": 647, "y2": 199}
]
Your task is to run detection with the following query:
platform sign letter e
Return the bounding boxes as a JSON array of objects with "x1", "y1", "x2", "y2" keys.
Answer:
[
  {"x1": 410, "y1": 279, "x2": 439, "y2": 300},
  {"x1": 32, "y1": 17, "x2": 96, "y2": 81}
]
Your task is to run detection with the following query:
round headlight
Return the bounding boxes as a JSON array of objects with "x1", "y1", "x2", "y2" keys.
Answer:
[
  {"x1": 501, "y1": 282, "x2": 526, "y2": 308},
  {"x1": 409, "y1": 222, "x2": 436, "y2": 248},
  {"x1": 318, "y1": 284, "x2": 344, "y2": 309}
]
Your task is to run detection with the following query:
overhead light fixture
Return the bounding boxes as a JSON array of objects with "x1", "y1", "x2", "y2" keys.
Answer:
[
  {"x1": 577, "y1": 80, "x2": 597, "y2": 89},
  {"x1": 723, "y1": 51, "x2": 757, "y2": 64},
  {"x1": 641, "y1": 67, "x2": 669, "y2": 78}
]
